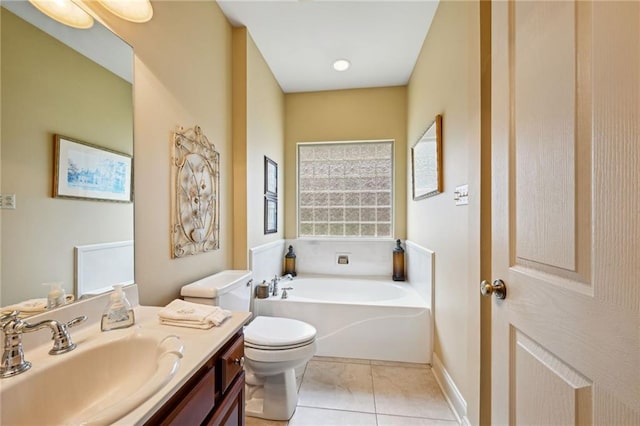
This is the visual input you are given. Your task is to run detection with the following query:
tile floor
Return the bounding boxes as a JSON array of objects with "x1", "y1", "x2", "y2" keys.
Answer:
[{"x1": 246, "y1": 357, "x2": 459, "y2": 426}]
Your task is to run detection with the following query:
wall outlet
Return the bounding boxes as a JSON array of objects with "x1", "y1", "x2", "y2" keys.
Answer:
[
  {"x1": 454, "y1": 185, "x2": 469, "y2": 206},
  {"x1": 336, "y1": 253, "x2": 350, "y2": 265},
  {"x1": 0, "y1": 194, "x2": 16, "y2": 209}
]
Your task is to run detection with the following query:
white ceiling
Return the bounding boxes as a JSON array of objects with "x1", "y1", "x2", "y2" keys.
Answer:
[{"x1": 216, "y1": 0, "x2": 439, "y2": 93}]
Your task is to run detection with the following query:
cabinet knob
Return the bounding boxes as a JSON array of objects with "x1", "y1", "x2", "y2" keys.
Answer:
[{"x1": 233, "y1": 356, "x2": 245, "y2": 368}]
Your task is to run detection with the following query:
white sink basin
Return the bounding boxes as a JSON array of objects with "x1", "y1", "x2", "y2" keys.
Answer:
[{"x1": 0, "y1": 328, "x2": 183, "y2": 425}]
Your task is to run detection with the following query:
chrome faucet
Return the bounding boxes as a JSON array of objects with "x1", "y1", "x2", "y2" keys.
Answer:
[
  {"x1": 271, "y1": 274, "x2": 294, "y2": 297},
  {"x1": 0, "y1": 311, "x2": 87, "y2": 378}
]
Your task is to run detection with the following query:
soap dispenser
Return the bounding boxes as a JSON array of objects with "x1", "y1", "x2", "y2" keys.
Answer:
[
  {"x1": 44, "y1": 282, "x2": 67, "y2": 309},
  {"x1": 101, "y1": 285, "x2": 135, "y2": 331}
]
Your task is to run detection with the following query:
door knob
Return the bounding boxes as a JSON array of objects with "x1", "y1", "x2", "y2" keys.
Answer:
[{"x1": 480, "y1": 279, "x2": 507, "y2": 300}]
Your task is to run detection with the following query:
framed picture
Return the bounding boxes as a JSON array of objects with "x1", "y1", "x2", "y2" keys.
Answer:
[
  {"x1": 263, "y1": 155, "x2": 278, "y2": 234},
  {"x1": 264, "y1": 156, "x2": 278, "y2": 196},
  {"x1": 411, "y1": 114, "x2": 443, "y2": 200},
  {"x1": 54, "y1": 135, "x2": 132, "y2": 203},
  {"x1": 264, "y1": 196, "x2": 277, "y2": 234}
]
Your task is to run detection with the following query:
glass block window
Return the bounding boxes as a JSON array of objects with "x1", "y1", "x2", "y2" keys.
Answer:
[{"x1": 298, "y1": 141, "x2": 393, "y2": 238}]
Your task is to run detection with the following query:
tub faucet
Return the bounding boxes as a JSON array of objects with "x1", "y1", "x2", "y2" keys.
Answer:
[
  {"x1": 271, "y1": 274, "x2": 294, "y2": 297},
  {"x1": 0, "y1": 311, "x2": 87, "y2": 378}
]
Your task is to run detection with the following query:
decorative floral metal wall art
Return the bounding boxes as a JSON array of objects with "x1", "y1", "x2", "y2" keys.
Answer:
[{"x1": 171, "y1": 125, "x2": 220, "y2": 258}]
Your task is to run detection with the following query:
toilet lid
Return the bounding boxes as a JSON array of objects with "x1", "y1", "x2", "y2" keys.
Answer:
[{"x1": 245, "y1": 316, "x2": 316, "y2": 348}]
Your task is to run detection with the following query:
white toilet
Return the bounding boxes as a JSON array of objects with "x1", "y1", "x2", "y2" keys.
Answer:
[{"x1": 180, "y1": 270, "x2": 316, "y2": 421}]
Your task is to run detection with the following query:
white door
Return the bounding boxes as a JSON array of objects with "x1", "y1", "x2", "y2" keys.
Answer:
[{"x1": 490, "y1": 1, "x2": 639, "y2": 424}]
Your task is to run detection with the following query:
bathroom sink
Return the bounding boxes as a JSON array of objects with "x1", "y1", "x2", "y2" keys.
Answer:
[{"x1": 0, "y1": 328, "x2": 183, "y2": 425}]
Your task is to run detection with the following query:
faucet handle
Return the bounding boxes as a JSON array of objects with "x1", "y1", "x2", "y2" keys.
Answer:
[
  {"x1": 46, "y1": 316, "x2": 87, "y2": 355},
  {"x1": 281, "y1": 287, "x2": 293, "y2": 299},
  {"x1": 66, "y1": 315, "x2": 87, "y2": 329},
  {"x1": 1, "y1": 311, "x2": 19, "y2": 323},
  {"x1": 0, "y1": 311, "x2": 20, "y2": 331}
]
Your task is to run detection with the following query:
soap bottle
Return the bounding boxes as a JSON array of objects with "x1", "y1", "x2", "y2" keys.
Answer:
[
  {"x1": 101, "y1": 284, "x2": 135, "y2": 331},
  {"x1": 44, "y1": 282, "x2": 67, "y2": 309}
]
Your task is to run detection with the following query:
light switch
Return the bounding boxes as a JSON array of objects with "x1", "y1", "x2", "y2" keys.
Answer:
[
  {"x1": 454, "y1": 185, "x2": 469, "y2": 206},
  {"x1": 0, "y1": 194, "x2": 16, "y2": 209}
]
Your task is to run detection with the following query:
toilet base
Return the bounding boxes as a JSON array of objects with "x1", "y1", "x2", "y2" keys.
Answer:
[{"x1": 245, "y1": 368, "x2": 299, "y2": 420}]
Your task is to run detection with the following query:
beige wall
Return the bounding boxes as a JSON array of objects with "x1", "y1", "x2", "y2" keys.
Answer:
[
  {"x1": 245, "y1": 32, "x2": 285, "y2": 252},
  {"x1": 406, "y1": 1, "x2": 482, "y2": 424},
  {"x1": 232, "y1": 28, "x2": 248, "y2": 269},
  {"x1": 284, "y1": 87, "x2": 407, "y2": 239},
  {"x1": 232, "y1": 27, "x2": 285, "y2": 268},
  {"x1": 91, "y1": 1, "x2": 234, "y2": 306},
  {"x1": 1, "y1": 10, "x2": 133, "y2": 305},
  {"x1": 0, "y1": 8, "x2": 3, "y2": 307}
]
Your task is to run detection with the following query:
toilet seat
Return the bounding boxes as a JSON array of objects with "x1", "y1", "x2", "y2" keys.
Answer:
[
  {"x1": 245, "y1": 340, "x2": 314, "y2": 351},
  {"x1": 244, "y1": 339, "x2": 317, "y2": 364},
  {"x1": 245, "y1": 316, "x2": 316, "y2": 349}
]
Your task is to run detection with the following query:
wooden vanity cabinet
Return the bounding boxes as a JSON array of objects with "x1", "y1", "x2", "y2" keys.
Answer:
[
  {"x1": 205, "y1": 370, "x2": 245, "y2": 426},
  {"x1": 144, "y1": 331, "x2": 245, "y2": 426}
]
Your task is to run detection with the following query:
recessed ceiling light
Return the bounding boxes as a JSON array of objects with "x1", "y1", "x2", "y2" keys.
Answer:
[{"x1": 332, "y1": 59, "x2": 351, "y2": 72}]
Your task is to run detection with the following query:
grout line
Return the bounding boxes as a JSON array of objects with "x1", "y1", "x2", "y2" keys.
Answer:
[
  {"x1": 369, "y1": 362, "x2": 378, "y2": 420},
  {"x1": 295, "y1": 405, "x2": 377, "y2": 415},
  {"x1": 376, "y1": 413, "x2": 460, "y2": 425},
  {"x1": 366, "y1": 362, "x2": 377, "y2": 419},
  {"x1": 312, "y1": 357, "x2": 372, "y2": 365}
]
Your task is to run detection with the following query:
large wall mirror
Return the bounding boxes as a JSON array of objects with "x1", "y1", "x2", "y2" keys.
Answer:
[
  {"x1": 411, "y1": 114, "x2": 443, "y2": 200},
  {"x1": 1, "y1": 2, "x2": 134, "y2": 311}
]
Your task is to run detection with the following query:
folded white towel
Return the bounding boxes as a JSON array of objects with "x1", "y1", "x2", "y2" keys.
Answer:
[
  {"x1": 158, "y1": 299, "x2": 231, "y2": 330},
  {"x1": 159, "y1": 318, "x2": 217, "y2": 330},
  {"x1": 2, "y1": 298, "x2": 48, "y2": 314}
]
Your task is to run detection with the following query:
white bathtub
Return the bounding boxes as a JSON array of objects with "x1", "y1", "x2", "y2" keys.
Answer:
[{"x1": 254, "y1": 275, "x2": 431, "y2": 364}]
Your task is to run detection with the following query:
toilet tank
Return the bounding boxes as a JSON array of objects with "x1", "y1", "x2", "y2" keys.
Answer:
[{"x1": 180, "y1": 270, "x2": 252, "y2": 311}]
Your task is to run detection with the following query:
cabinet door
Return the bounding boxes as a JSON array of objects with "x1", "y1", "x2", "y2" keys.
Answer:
[
  {"x1": 161, "y1": 367, "x2": 217, "y2": 426},
  {"x1": 207, "y1": 372, "x2": 245, "y2": 426}
]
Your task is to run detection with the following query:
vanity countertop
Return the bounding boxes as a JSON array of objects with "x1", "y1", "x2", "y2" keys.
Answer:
[
  {"x1": 0, "y1": 302, "x2": 250, "y2": 425},
  {"x1": 115, "y1": 306, "x2": 251, "y2": 425}
]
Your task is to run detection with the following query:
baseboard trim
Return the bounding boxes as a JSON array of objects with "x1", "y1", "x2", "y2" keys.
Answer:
[{"x1": 432, "y1": 352, "x2": 469, "y2": 425}]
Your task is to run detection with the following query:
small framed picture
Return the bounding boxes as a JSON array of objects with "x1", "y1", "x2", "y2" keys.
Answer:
[
  {"x1": 264, "y1": 156, "x2": 278, "y2": 197},
  {"x1": 54, "y1": 135, "x2": 132, "y2": 203},
  {"x1": 264, "y1": 196, "x2": 277, "y2": 234}
]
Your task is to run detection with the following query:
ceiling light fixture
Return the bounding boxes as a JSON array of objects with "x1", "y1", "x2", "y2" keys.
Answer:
[
  {"x1": 28, "y1": 0, "x2": 94, "y2": 29},
  {"x1": 98, "y1": 0, "x2": 153, "y2": 23},
  {"x1": 332, "y1": 59, "x2": 351, "y2": 72}
]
